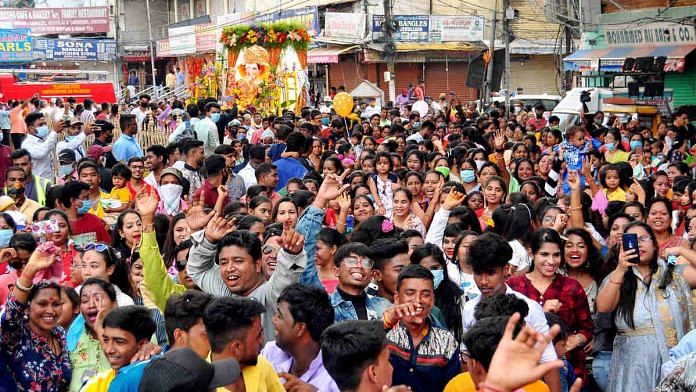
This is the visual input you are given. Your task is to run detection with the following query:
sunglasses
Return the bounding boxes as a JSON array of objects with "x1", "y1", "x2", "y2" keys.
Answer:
[
  {"x1": 79, "y1": 243, "x2": 109, "y2": 252},
  {"x1": 262, "y1": 244, "x2": 280, "y2": 255}
]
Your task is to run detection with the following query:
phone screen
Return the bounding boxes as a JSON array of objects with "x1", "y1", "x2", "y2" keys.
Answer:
[{"x1": 622, "y1": 233, "x2": 640, "y2": 264}]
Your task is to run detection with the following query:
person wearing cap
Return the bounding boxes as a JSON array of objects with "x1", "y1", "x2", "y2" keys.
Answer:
[
  {"x1": 140, "y1": 348, "x2": 241, "y2": 392},
  {"x1": 56, "y1": 117, "x2": 92, "y2": 162},
  {"x1": 21, "y1": 111, "x2": 66, "y2": 181},
  {"x1": 203, "y1": 297, "x2": 285, "y2": 391},
  {"x1": 179, "y1": 138, "x2": 206, "y2": 199},
  {"x1": 225, "y1": 119, "x2": 242, "y2": 144},
  {"x1": 239, "y1": 145, "x2": 267, "y2": 191},
  {"x1": 157, "y1": 167, "x2": 188, "y2": 216},
  {"x1": 92, "y1": 120, "x2": 117, "y2": 169},
  {"x1": 57, "y1": 149, "x2": 78, "y2": 184},
  {"x1": 262, "y1": 284, "x2": 340, "y2": 391}
]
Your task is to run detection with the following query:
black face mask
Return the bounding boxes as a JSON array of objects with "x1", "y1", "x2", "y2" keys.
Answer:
[
  {"x1": 105, "y1": 135, "x2": 114, "y2": 144},
  {"x1": 9, "y1": 259, "x2": 24, "y2": 270},
  {"x1": 140, "y1": 102, "x2": 148, "y2": 108}
]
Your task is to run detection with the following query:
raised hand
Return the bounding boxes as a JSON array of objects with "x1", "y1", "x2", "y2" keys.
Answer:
[
  {"x1": 442, "y1": 187, "x2": 465, "y2": 211},
  {"x1": 318, "y1": 173, "x2": 351, "y2": 203},
  {"x1": 134, "y1": 188, "x2": 158, "y2": 219},
  {"x1": 279, "y1": 225, "x2": 305, "y2": 255},
  {"x1": 203, "y1": 214, "x2": 235, "y2": 244},
  {"x1": 337, "y1": 192, "x2": 352, "y2": 212},
  {"x1": 567, "y1": 170, "x2": 580, "y2": 192},
  {"x1": 493, "y1": 129, "x2": 506, "y2": 149},
  {"x1": 185, "y1": 189, "x2": 215, "y2": 231}
]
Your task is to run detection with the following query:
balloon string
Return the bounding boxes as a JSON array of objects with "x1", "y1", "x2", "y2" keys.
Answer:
[{"x1": 344, "y1": 117, "x2": 350, "y2": 139}]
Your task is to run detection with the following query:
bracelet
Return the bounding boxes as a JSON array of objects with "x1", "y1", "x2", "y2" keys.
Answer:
[
  {"x1": 142, "y1": 224, "x2": 155, "y2": 232},
  {"x1": 609, "y1": 274, "x2": 623, "y2": 285},
  {"x1": 479, "y1": 381, "x2": 506, "y2": 392},
  {"x1": 336, "y1": 221, "x2": 346, "y2": 227},
  {"x1": 15, "y1": 278, "x2": 33, "y2": 292},
  {"x1": 568, "y1": 206, "x2": 582, "y2": 212},
  {"x1": 383, "y1": 312, "x2": 398, "y2": 329}
]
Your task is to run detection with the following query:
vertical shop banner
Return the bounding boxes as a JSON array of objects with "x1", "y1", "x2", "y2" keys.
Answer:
[
  {"x1": 324, "y1": 12, "x2": 366, "y2": 40},
  {"x1": 168, "y1": 25, "x2": 197, "y2": 55},
  {"x1": 32, "y1": 38, "x2": 117, "y2": 61},
  {"x1": 0, "y1": 29, "x2": 32, "y2": 62},
  {"x1": 429, "y1": 16, "x2": 484, "y2": 42},
  {"x1": 0, "y1": 7, "x2": 109, "y2": 35}
]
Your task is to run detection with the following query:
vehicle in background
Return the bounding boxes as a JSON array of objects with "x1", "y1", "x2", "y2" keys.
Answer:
[
  {"x1": 0, "y1": 69, "x2": 116, "y2": 103},
  {"x1": 491, "y1": 94, "x2": 562, "y2": 115}
]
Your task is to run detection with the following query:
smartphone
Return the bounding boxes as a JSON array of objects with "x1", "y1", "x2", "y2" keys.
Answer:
[{"x1": 622, "y1": 233, "x2": 640, "y2": 264}]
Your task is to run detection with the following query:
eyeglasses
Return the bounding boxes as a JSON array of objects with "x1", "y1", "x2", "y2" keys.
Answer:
[
  {"x1": 343, "y1": 257, "x2": 374, "y2": 269},
  {"x1": 637, "y1": 235, "x2": 653, "y2": 244},
  {"x1": 262, "y1": 244, "x2": 280, "y2": 255},
  {"x1": 79, "y1": 243, "x2": 109, "y2": 252}
]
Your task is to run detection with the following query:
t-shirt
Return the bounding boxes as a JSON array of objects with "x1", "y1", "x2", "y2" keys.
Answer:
[
  {"x1": 193, "y1": 181, "x2": 228, "y2": 209},
  {"x1": 70, "y1": 213, "x2": 111, "y2": 246},
  {"x1": 109, "y1": 187, "x2": 132, "y2": 204},
  {"x1": 215, "y1": 356, "x2": 284, "y2": 392},
  {"x1": 444, "y1": 372, "x2": 549, "y2": 392}
]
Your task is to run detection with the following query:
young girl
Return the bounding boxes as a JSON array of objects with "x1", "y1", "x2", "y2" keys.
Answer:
[
  {"x1": 477, "y1": 176, "x2": 507, "y2": 231},
  {"x1": 590, "y1": 164, "x2": 626, "y2": 216},
  {"x1": 449, "y1": 231, "x2": 480, "y2": 301},
  {"x1": 248, "y1": 196, "x2": 272, "y2": 223},
  {"x1": 315, "y1": 228, "x2": 345, "y2": 294},
  {"x1": 368, "y1": 152, "x2": 399, "y2": 216},
  {"x1": 390, "y1": 188, "x2": 426, "y2": 237},
  {"x1": 405, "y1": 171, "x2": 427, "y2": 211}
]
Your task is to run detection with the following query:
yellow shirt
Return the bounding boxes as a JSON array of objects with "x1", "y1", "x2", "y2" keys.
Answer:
[
  {"x1": 604, "y1": 187, "x2": 627, "y2": 202},
  {"x1": 444, "y1": 372, "x2": 549, "y2": 392},
  {"x1": 79, "y1": 369, "x2": 116, "y2": 392},
  {"x1": 109, "y1": 186, "x2": 132, "y2": 204},
  {"x1": 18, "y1": 197, "x2": 40, "y2": 224},
  {"x1": 88, "y1": 191, "x2": 110, "y2": 219},
  {"x1": 216, "y1": 355, "x2": 284, "y2": 392}
]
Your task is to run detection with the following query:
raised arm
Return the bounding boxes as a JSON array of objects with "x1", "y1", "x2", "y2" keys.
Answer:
[
  {"x1": 265, "y1": 226, "x2": 307, "y2": 309},
  {"x1": 596, "y1": 245, "x2": 635, "y2": 313}
]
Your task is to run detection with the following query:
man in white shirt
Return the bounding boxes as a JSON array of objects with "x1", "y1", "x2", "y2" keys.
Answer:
[
  {"x1": 461, "y1": 232, "x2": 561, "y2": 392},
  {"x1": 197, "y1": 102, "x2": 221, "y2": 156},
  {"x1": 130, "y1": 94, "x2": 151, "y2": 128},
  {"x1": 21, "y1": 112, "x2": 65, "y2": 181},
  {"x1": 238, "y1": 145, "x2": 266, "y2": 190},
  {"x1": 56, "y1": 118, "x2": 94, "y2": 162}
]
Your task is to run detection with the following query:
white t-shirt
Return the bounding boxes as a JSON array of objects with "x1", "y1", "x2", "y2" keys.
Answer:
[{"x1": 508, "y1": 239, "x2": 532, "y2": 271}]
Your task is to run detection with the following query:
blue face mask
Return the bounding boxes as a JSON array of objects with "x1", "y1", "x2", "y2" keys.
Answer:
[
  {"x1": 36, "y1": 125, "x2": 49, "y2": 138},
  {"x1": 77, "y1": 199, "x2": 93, "y2": 215},
  {"x1": 413, "y1": 121, "x2": 421, "y2": 130},
  {"x1": 630, "y1": 140, "x2": 642, "y2": 150},
  {"x1": 460, "y1": 169, "x2": 476, "y2": 183},
  {"x1": 211, "y1": 113, "x2": 221, "y2": 122},
  {"x1": 605, "y1": 142, "x2": 615, "y2": 151},
  {"x1": 0, "y1": 229, "x2": 12, "y2": 247},
  {"x1": 432, "y1": 269, "x2": 444, "y2": 289},
  {"x1": 321, "y1": 118, "x2": 329, "y2": 126}
]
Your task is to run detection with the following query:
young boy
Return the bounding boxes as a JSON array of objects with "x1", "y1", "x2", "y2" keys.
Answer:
[
  {"x1": 546, "y1": 312, "x2": 577, "y2": 392},
  {"x1": 107, "y1": 163, "x2": 132, "y2": 214}
]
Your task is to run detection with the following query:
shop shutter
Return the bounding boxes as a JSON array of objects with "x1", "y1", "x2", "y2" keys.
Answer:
[
  {"x1": 665, "y1": 67, "x2": 696, "y2": 109},
  {"x1": 508, "y1": 55, "x2": 561, "y2": 95},
  {"x1": 425, "y1": 62, "x2": 478, "y2": 101},
  {"x1": 394, "y1": 63, "x2": 423, "y2": 94}
]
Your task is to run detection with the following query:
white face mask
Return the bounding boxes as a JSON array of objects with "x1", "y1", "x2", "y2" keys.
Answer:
[{"x1": 159, "y1": 184, "x2": 183, "y2": 215}]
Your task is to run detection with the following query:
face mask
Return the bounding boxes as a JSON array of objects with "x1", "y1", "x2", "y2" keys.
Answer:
[
  {"x1": 140, "y1": 102, "x2": 148, "y2": 108},
  {"x1": 36, "y1": 125, "x2": 48, "y2": 138},
  {"x1": 7, "y1": 181, "x2": 24, "y2": 200},
  {"x1": 65, "y1": 135, "x2": 75, "y2": 142},
  {"x1": 77, "y1": 199, "x2": 93, "y2": 215},
  {"x1": 460, "y1": 169, "x2": 476, "y2": 183},
  {"x1": 0, "y1": 229, "x2": 12, "y2": 248},
  {"x1": 633, "y1": 163, "x2": 644, "y2": 179},
  {"x1": 630, "y1": 140, "x2": 642, "y2": 150},
  {"x1": 665, "y1": 136, "x2": 673, "y2": 148},
  {"x1": 159, "y1": 184, "x2": 183, "y2": 215},
  {"x1": 475, "y1": 160, "x2": 486, "y2": 171},
  {"x1": 321, "y1": 118, "x2": 329, "y2": 126},
  {"x1": 605, "y1": 142, "x2": 615, "y2": 151},
  {"x1": 211, "y1": 113, "x2": 221, "y2": 122},
  {"x1": 435, "y1": 166, "x2": 450, "y2": 178},
  {"x1": 595, "y1": 118, "x2": 603, "y2": 125},
  {"x1": 413, "y1": 121, "x2": 421, "y2": 130},
  {"x1": 514, "y1": 106, "x2": 522, "y2": 114},
  {"x1": 243, "y1": 125, "x2": 250, "y2": 130},
  {"x1": 59, "y1": 164, "x2": 74, "y2": 178},
  {"x1": 432, "y1": 269, "x2": 444, "y2": 289}
]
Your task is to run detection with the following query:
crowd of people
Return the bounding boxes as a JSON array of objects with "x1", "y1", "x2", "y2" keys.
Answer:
[{"x1": 0, "y1": 87, "x2": 694, "y2": 392}]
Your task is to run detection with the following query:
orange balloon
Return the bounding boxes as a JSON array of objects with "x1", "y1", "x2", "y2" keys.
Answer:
[{"x1": 333, "y1": 92, "x2": 354, "y2": 117}]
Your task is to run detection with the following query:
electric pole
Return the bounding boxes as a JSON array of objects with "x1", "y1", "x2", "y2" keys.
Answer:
[
  {"x1": 485, "y1": 0, "x2": 498, "y2": 106},
  {"x1": 383, "y1": 0, "x2": 396, "y2": 103},
  {"x1": 503, "y1": 0, "x2": 511, "y2": 111},
  {"x1": 145, "y1": 0, "x2": 158, "y2": 100}
]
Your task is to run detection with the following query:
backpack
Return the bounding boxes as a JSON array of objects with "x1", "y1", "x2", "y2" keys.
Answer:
[{"x1": 176, "y1": 120, "x2": 197, "y2": 142}]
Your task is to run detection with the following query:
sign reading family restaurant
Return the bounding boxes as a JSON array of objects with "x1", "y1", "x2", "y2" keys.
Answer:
[
  {"x1": 0, "y1": 7, "x2": 109, "y2": 35},
  {"x1": 605, "y1": 22, "x2": 696, "y2": 47}
]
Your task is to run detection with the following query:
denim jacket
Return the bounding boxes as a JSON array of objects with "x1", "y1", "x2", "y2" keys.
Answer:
[
  {"x1": 330, "y1": 289, "x2": 392, "y2": 323},
  {"x1": 296, "y1": 204, "x2": 325, "y2": 289}
]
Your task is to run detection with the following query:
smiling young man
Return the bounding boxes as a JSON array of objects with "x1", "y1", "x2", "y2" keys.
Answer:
[
  {"x1": 370, "y1": 239, "x2": 410, "y2": 303},
  {"x1": 386, "y1": 265, "x2": 460, "y2": 392},
  {"x1": 462, "y1": 232, "x2": 560, "y2": 392},
  {"x1": 81, "y1": 306, "x2": 156, "y2": 392},
  {"x1": 187, "y1": 226, "x2": 306, "y2": 341},
  {"x1": 262, "y1": 283, "x2": 339, "y2": 391},
  {"x1": 331, "y1": 243, "x2": 392, "y2": 322}
]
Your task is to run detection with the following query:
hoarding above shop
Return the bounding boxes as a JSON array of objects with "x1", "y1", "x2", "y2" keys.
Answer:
[
  {"x1": 372, "y1": 15, "x2": 484, "y2": 43},
  {"x1": 0, "y1": 7, "x2": 109, "y2": 35},
  {"x1": 33, "y1": 38, "x2": 117, "y2": 62},
  {"x1": 604, "y1": 22, "x2": 696, "y2": 48},
  {"x1": 0, "y1": 29, "x2": 32, "y2": 62}
]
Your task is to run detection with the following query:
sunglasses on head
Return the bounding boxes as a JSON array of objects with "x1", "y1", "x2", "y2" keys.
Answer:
[
  {"x1": 78, "y1": 243, "x2": 109, "y2": 252},
  {"x1": 175, "y1": 259, "x2": 187, "y2": 271}
]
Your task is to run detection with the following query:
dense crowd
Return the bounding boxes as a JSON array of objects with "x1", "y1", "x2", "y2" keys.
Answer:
[{"x1": 0, "y1": 88, "x2": 694, "y2": 392}]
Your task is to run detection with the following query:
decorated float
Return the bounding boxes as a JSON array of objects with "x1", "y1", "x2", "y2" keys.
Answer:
[{"x1": 221, "y1": 22, "x2": 310, "y2": 115}]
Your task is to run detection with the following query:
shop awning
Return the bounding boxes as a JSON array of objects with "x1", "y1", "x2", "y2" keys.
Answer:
[
  {"x1": 563, "y1": 44, "x2": 696, "y2": 72},
  {"x1": 308, "y1": 45, "x2": 359, "y2": 64}
]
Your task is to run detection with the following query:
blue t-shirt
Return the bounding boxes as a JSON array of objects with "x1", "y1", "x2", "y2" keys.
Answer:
[
  {"x1": 274, "y1": 157, "x2": 308, "y2": 192},
  {"x1": 108, "y1": 358, "x2": 158, "y2": 392},
  {"x1": 268, "y1": 143, "x2": 286, "y2": 162}
]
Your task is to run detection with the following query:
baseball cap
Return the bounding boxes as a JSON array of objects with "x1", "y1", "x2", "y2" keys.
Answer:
[
  {"x1": 58, "y1": 149, "x2": 77, "y2": 164},
  {"x1": 69, "y1": 118, "x2": 83, "y2": 127},
  {"x1": 230, "y1": 119, "x2": 241, "y2": 127},
  {"x1": 139, "y1": 348, "x2": 241, "y2": 392},
  {"x1": 93, "y1": 120, "x2": 115, "y2": 133},
  {"x1": 159, "y1": 167, "x2": 183, "y2": 184}
]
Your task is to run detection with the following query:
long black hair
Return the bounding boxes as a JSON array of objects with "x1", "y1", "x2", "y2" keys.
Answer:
[
  {"x1": 563, "y1": 228, "x2": 604, "y2": 283},
  {"x1": 410, "y1": 243, "x2": 464, "y2": 342},
  {"x1": 617, "y1": 221, "x2": 659, "y2": 329}
]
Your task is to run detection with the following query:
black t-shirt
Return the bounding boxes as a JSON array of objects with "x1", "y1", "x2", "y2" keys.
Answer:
[{"x1": 337, "y1": 286, "x2": 368, "y2": 320}]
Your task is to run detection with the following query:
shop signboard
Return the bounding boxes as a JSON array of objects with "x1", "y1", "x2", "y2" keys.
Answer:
[
  {"x1": 324, "y1": 12, "x2": 366, "y2": 40},
  {"x1": 32, "y1": 38, "x2": 116, "y2": 61},
  {"x1": 156, "y1": 39, "x2": 172, "y2": 57},
  {"x1": 605, "y1": 22, "x2": 696, "y2": 48},
  {"x1": 429, "y1": 15, "x2": 484, "y2": 42},
  {"x1": 0, "y1": 7, "x2": 109, "y2": 35},
  {"x1": 168, "y1": 25, "x2": 196, "y2": 55},
  {"x1": 373, "y1": 15, "x2": 429, "y2": 42},
  {"x1": 255, "y1": 7, "x2": 319, "y2": 37},
  {"x1": 195, "y1": 23, "x2": 217, "y2": 53},
  {"x1": 0, "y1": 29, "x2": 32, "y2": 62}
]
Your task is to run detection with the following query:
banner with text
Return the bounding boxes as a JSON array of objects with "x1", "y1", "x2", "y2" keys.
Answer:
[
  {"x1": 0, "y1": 7, "x2": 109, "y2": 35},
  {"x1": 0, "y1": 29, "x2": 32, "y2": 62},
  {"x1": 605, "y1": 22, "x2": 696, "y2": 48},
  {"x1": 168, "y1": 25, "x2": 197, "y2": 55},
  {"x1": 324, "y1": 12, "x2": 366, "y2": 40},
  {"x1": 372, "y1": 15, "x2": 485, "y2": 42},
  {"x1": 33, "y1": 38, "x2": 116, "y2": 61}
]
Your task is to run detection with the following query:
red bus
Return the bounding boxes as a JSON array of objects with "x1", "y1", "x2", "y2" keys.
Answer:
[{"x1": 0, "y1": 70, "x2": 116, "y2": 103}]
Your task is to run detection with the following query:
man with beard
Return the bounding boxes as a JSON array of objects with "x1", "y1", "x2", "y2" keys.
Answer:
[
  {"x1": 203, "y1": 297, "x2": 285, "y2": 391},
  {"x1": 179, "y1": 138, "x2": 205, "y2": 199},
  {"x1": 127, "y1": 157, "x2": 154, "y2": 199},
  {"x1": 113, "y1": 114, "x2": 143, "y2": 163},
  {"x1": 10, "y1": 148, "x2": 52, "y2": 206},
  {"x1": 526, "y1": 104, "x2": 548, "y2": 131},
  {"x1": 262, "y1": 284, "x2": 339, "y2": 391},
  {"x1": 144, "y1": 144, "x2": 167, "y2": 190}
]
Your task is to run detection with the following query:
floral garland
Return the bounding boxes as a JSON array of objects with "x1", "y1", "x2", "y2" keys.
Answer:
[{"x1": 221, "y1": 22, "x2": 310, "y2": 53}]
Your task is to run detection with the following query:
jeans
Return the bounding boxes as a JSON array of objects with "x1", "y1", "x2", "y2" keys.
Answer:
[{"x1": 592, "y1": 351, "x2": 612, "y2": 392}]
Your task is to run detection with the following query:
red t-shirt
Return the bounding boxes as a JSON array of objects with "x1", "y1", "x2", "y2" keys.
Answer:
[
  {"x1": 127, "y1": 181, "x2": 156, "y2": 200},
  {"x1": 70, "y1": 212, "x2": 111, "y2": 246},
  {"x1": 193, "y1": 181, "x2": 229, "y2": 209}
]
